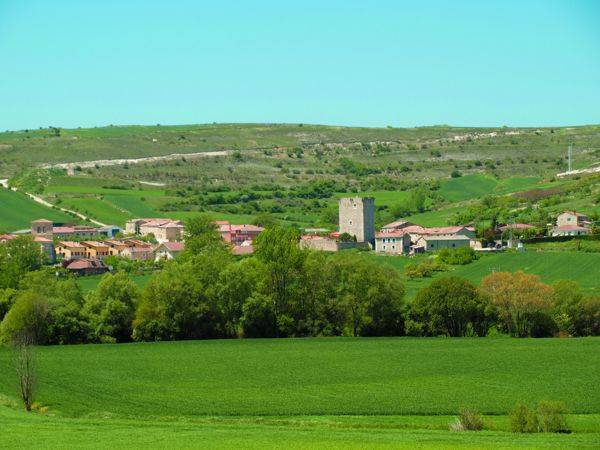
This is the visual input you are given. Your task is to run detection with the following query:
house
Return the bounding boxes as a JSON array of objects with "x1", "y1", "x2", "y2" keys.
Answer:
[
  {"x1": 556, "y1": 211, "x2": 591, "y2": 228},
  {"x1": 374, "y1": 223, "x2": 476, "y2": 255},
  {"x1": 55, "y1": 241, "x2": 87, "y2": 260},
  {"x1": 415, "y1": 234, "x2": 472, "y2": 251},
  {"x1": 81, "y1": 241, "x2": 111, "y2": 259},
  {"x1": 497, "y1": 223, "x2": 535, "y2": 233},
  {"x1": 374, "y1": 231, "x2": 410, "y2": 255},
  {"x1": 125, "y1": 218, "x2": 184, "y2": 243},
  {"x1": 552, "y1": 211, "x2": 592, "y2": 236},
  {"x1": 0, "y1": 233, "x2": 17, "y2": 243},
  {"x1": 63, "y1": 258, "x2": 108, "y2": 276},
  {"x1": 216, "y1": 221, "x2": 264, "y2": 245},
  {"x1": 97, "y1": 225, "x2": 123, "y2": 238},
  {"x1": 154, "y1": 241, "x2": 185, "y2": 260},
  {"x1": 52, "y1": 225, "x2": 99, "y2": 239},
  {"x1": 121, "y1": 246, "x2": 155, "y2": 260}
]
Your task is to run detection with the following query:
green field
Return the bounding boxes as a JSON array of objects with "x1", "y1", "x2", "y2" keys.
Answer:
[
  {"x1": 368, "y1": 251, "x2": 600, "y2": 299},
  {"x1": 1, "y1": 407, "x2": 599, "y2": 449},
  {"x1": 0, "y1": 338, "x2": 598, "y2": 417},
  {"x1": 0, "y1": 187, "x2": 75, "y2": 232},
  {"x1": 0, "y1": 338, "x2": 599, "y2": 448}
]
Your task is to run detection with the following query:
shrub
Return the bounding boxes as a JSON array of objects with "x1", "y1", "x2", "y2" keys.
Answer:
[
  {"x1": 509, "y1": 403, "x2": 538, "y2": 433},
  {"x1": 450, "y1": 408, "x2": 484, "y2": 431},
  {"x1": 537, "y1": 401, "x2": 570, "y2": 433},
  {"x1": 508, "y1": 401, "x2": 570, "y2": 433}
]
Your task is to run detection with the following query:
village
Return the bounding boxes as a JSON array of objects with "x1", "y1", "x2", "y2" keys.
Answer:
[{"x1": 0, "y1": 197, "x2": 594, "y2": 277}]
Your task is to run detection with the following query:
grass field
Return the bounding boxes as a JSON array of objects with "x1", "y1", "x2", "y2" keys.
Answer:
[
  {"x1": 77, "y1": 272, "x2": 154, "y2": 293},
  {"x1": 1, "y1": 407, "x2": 599, "y2": 449},
  {"x1": 0, "y1": 338, "x2": 599, "y2": 448},
  {"x1": 0, "y1": 338, "x2": 598, "y2": 417},
  {"x1": 0, "y1": 187, "x2": 75, "y2": 232},
  {"x1": 368, "y1": 251, "x2": 600, "y2": 299}
]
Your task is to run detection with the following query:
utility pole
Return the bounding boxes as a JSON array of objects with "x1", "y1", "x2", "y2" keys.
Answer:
[{"x1": 568, "y1": 144, "x2": 573, "y2": 172}]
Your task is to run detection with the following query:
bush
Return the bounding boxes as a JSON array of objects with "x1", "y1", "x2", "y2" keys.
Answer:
[
  {"x1": 437, "y1": 247, "x2": 478, "y2": 265},
  {"x1": 537, "y1": 400, "x2": 570, "y2": 433},
  {"x1": 450, "y1": 408, "x2": 484, "y2": 431},
  {"x1": 241, "y1": 293, "x2": 276, "y2": 338},
  {"x1": 508, "y1": 401, "x2": 570, "y2": 433},
  {"x1": 509, "y1": 403, "x2": 538, "y2": 433}
]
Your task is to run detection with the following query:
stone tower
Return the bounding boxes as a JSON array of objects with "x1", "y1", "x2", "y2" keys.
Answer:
[
  {"x1": 31, "y1": 219, "x2": 53, "y2": 237},
  {"x1": 338, "y1": 197, "x2": 375, "y2": 244}
]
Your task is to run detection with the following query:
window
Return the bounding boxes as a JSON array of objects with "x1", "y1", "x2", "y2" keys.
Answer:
[
  {"x1": 383, "y1": 245, "x2": 386, "y2": 250},
  {"x1": 349, "y1": 220, "x2": 353, "y2": 225},
  {"x1": 392, "y1": 245, "x2": 396, "y2": 249}
]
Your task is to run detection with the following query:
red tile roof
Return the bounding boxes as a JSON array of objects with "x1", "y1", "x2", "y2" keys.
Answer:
[
  {"x1": 162, "y1": 242, "x2": 184, "y2": 251},
  {"x1": 232, "y1": 245, "x2": 254, "y2": 255}
]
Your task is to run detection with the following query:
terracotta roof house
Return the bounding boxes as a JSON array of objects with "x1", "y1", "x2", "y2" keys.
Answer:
[
  {"x1": 216, "y1": 221, "x2": 264, "y2": 245},
  {"x1": 63, "y1": 258, "x2": 108, "y2": 276},
  {"x1": 125, "y1": 218, "x2": 184, "y2": 243},
  {"x1": 551, "y1": 225, "x2": 591, "y2": 237},
  {"x1": 55, "y1": 241, "x2": 87, "y2": 260},
  {"x1": 81, "y1": 241, "x2": 111, "y2": 259},
  {"x1": 374, "y1": 230, "x2": 410, "y2": 255},
  {"x1": 498, "y1": 223, "x2": 535, "y2": 232},
  {"x1": 121, "y1": 246, "x2": 155, "y2": 261},
  {"x1": 552, "y1": 211, "x2": 592, "y2": 236},
  {"x1": 380, "y1": 220, "x2": 415, "y2": 232},
  {"x1": 154, "y1": 241, "x2": 185, "y2": 260}
]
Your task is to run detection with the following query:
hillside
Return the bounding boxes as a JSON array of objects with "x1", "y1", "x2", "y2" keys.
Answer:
[{"x1": 2, "y1": 123, "x2": 599, "y2": 230}]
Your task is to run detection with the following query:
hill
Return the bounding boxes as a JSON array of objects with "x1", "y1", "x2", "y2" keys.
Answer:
[{"x1": 0, "y1": 187, "x2": 77, "y2": 232}]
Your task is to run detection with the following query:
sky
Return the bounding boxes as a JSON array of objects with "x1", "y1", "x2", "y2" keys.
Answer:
[{"x1": 0, "y1": 0, "x2": 599, "y2": 130}]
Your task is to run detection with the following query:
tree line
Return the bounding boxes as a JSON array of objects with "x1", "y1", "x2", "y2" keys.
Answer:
[{"x1": 0, "y1": 219, "x2": 598, "y2": 345}]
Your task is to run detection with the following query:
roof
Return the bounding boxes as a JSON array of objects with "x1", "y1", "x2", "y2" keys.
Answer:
[
  {"x1": 31, "y1": 218, "x2": 53, "y2": 224},
  {"x1": 159, "y1": 242, "x2": 185, "y2": 252},
  {"x1": 123, "y1": 246, "x2": 153, "y2": 253},
  {"x1": 82, "y1": 241, "x2": 108, "y2": 248},
  {"x1": 422, "y1": 235, "x2": 472, "y2": 241},
  {"x1": 402, "y1": 225, "x2": 474, "y2": 235},
  {"x1": 34, "y1": 236, "x2": 53, "y2": 243},
  {"x1": 58, "y1": 241, "x2": 86, "y2": 248},
  {"x1": 66, "y1": 259, "x2": 107, "y2": 270},
  {"x1": 498, "y1": 223, "x2": 535, "y2": 231},
  {"x1": 559, "y1": 211, "x2": 588, "y2": 217},
  {"x1": 382, "y1": 220, "x2": 413, "y2": 229},
  {"x1": 0, "y1": 233, "x2": 17, "y2": 241},
  {"x1": 137, "y1": 218, "x2": 183, "y2": 227},
  {"x1": 375, "y1": 230, "x2": 407, "y2": 238}
]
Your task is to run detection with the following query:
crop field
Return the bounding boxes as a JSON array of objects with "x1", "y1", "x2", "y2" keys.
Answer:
[
  {"x1": 0, "y1": 338, "x2": 599, "y2": 448},
  {"x1": 368, "y1": 251, "x2": 600, "y2": 299},
  {"x1": 0, "y1": 187, "x2": 75, "y2": 232},
  {"x1": 0, "y1": 338, "x2": 598, "y2": 417}
]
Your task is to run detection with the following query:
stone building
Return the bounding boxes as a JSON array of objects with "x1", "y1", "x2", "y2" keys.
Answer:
[{"x1": 338, "y1": 197, "x2": 375, "y2": 245}]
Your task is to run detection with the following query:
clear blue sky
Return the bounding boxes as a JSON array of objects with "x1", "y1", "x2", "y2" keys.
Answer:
[{"x1": 1, "y1": 0, "x2": 599, "y2": 130}]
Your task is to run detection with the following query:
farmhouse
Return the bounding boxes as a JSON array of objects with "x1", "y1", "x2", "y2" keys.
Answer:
[
  {"x1": 216, "y1": 221, "x2": 264, "y2": 245},
  {"x1": 62, "y1": 258, "x2": 108, "y2": 276},
  {"x1": 55, "y1": 241, "x2": 87, "y2": 260},
  {"x1": 374, "y1": 230, "x2": 410, "y2": 255},
  {"x1": 81, "y1": 241, "x2": 111, "y2": 259},
  {"x1": 552, "y1": 211, "x2": 592, "y2": 236},
  {"x1": 121, "y1": 246, "x2": 154, "y2": 260},
  {"x1": 154, "y1": 241, "x2": 185, "y2": 260},
  {"x1": 125, "y1": 218, "x2": 184, "y2": 243},
  {"x1": 375, "y1": 224, "x2": 476, "y2": 255}
]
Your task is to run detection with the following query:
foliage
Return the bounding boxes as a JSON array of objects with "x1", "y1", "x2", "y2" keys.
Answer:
[
  {"x1": 509, "y1": 403, "x2": 539, "y2": 433},
  {"x1": 450, "y1": 408, "x2": 484, "y2": 431},
  {"x1": 0, "y1": 236, "x2": 44, "y2": 290},
  {"x1": 480, "y1": 271, "x2": 556, "y2": 337},
  {"x1": 437, "y1": 247, "x2": 479, "y2": 265},
  {"x1": 509, "y1": 401, "x2": 570, "y2": 434},
  {"x1": 240, "y1": 293, "x2": 276, "y2": 338},
  {"x1": 411, "y1": 277, "x2": 492, "y2": 337},
  {"x1": 84, "y1": 272, "x2": 140, "y2": 342},
  {"x1": 552, "y1": 280, "x2": 600, "y2": 336}
]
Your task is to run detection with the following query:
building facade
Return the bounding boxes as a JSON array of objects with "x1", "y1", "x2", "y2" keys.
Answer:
[{"x1": 338, "y1": 197, "x2": 375, "y2": 245}]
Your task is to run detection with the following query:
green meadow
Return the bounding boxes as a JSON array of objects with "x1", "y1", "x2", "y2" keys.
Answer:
[
  {"x1": 0, "y1": 338, "x2": 598, "y2": 416},
  {"x1": 0, "y1": 187, "x2": 75, "y2": 232},
  {"x1": 0, "y1": 338, "x2": 599, "y2": 448},
  {"x1": 368, "y1": 251, "x2": 600, "y2": 300}
]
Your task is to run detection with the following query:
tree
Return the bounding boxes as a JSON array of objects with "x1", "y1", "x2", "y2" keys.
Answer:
[
  {"x1": 411, "y1": 277, "x2": 492, "y2": 337},
  {"x1": 84, "y1": 272, "x2": 140, "y2": 342},
  {"x1": 480, "y1": 271, "x2": 555, "y2": 337},
  {"x1": 253, "y1": 226, "x2": 304, "y2": 335},
  {"x1": 553, "y1": 280, "x2": 599, "y2": 336},
  {"x1": 183, "y1": 214, "x2": 228, "y2": 256},
  {"x1": 240, "y1": 293, "x2": 276, "y2": 338},
  {"x1": 0, "y1": 291, "x2": 50, "y2": 345},
  {"x1": 252, "y1": 213, "x2": 278, "y2": 229},
  {"x1": 0, "y1": 236, "x2": 44, "y2": 289},
  {"x1": 15, "y1": 335, "x2": 36, "y2": 411}
]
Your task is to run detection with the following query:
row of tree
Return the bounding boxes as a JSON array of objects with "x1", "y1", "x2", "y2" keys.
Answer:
[{"x1": 0, "y1": 220, "x2": 598, "y2": 345}]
